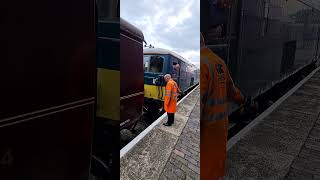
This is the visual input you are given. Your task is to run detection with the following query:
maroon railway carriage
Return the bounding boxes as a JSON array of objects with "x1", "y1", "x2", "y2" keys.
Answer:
[
  {"x1": 0, "y1": 0, "x2": 95, "y2": 179},
  {"x1": 120, "y1": 18, "x2": 145, "y2": 130}
]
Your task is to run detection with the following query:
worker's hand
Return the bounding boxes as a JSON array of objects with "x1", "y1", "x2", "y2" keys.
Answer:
[
  {"x1": 207, "y1": 25, "x2": 223, "y2": 38},
  {"x1": 243, "y1": 96, "x2": 253, "y2": 112}
]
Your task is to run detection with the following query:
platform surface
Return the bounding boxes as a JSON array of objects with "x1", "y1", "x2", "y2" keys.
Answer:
[
  {"x1": 120, "y1": 86, "x2": 200, "y2": 180},
  {"x1": 225, "y1": 68, "x2": 320, "y2": 179}
]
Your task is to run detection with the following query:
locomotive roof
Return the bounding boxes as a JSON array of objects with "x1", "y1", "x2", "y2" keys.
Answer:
[
  {"x1": 144, "y1": 48, "x2": 195, "y2": 66},
  {"x1": 120, "y1": 18, "x2": 144, "y2": 42}
]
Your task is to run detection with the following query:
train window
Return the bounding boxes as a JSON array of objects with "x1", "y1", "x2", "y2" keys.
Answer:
[
  {"x1": 96, "y1": 0, "x2": 119, "y2": 21},
  {"x1": 204, "y1": 0, "x2": 234, "y2": 62},
  {"x1": 144, "y1": 55, "x2": 165, "y2": 73},
  {"x1": 205, "y1": 0, "x2": 231, "y2": 42},
  {"x1": 172, "y1": 58, "x2": 180, "y2": 78}
]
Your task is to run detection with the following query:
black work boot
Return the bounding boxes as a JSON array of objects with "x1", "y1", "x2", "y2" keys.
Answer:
[{"x1": 163, "y1": 122, "x2": 171, "y2": 126}]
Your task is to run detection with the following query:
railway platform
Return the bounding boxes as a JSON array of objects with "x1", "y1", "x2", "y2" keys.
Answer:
[
  {"x1": 120, "y1": 86, "x2": 200, "y2": 180},
  {"x1": 225, "y1": 66, "x2": 320, "y2": 179}
]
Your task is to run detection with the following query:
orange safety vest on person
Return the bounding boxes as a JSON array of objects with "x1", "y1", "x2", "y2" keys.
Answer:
[
  {"x1": 200, "y1": 47, "x2": 244, "y2": 179},
  {"x1": 164, "y1": 79, "x2": 179, "y2": 113}
]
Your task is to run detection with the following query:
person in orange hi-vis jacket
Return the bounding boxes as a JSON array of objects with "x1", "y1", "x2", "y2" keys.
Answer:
[
  {"x1": 200, "y1": 33, "x2": 245, "y2": 180},
  {"x1": 163, "y1": 74, "x2": 181, "y2": 126}
]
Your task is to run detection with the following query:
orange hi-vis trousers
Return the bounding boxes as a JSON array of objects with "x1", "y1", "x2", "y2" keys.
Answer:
[{"x1": 200, "y1": 47, "x2": 244, "y2": 180}]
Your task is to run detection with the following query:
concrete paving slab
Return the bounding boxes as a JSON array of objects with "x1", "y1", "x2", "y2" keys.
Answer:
[
  {"x1": 120, "y1": 128, "x2": 178, "y2": 180},
  {"x1": 226, "y1": 140, "x2": 294, "y2": 180},
  {"x1": 159, "y1": 99, "x2": 200, "y2": 180},
  {"x1": 261, "y1": 109, "x2": 316, "y2": 131},
  {"x1": 159, "y1": 113, "x2": 188, "y2": 137},
  {"x1": 278, "y1": 94, "x2": 320, "y2": 115},
  {"x1": 225, "y1": 68, "x2": 320, "y2": 179},
  {"x1": 284, "y1": 167, "x2": 315, "y2": 180},
  {"x1": 294, "y1": 86, "x2": 320, "y2": 99},
  {"x1": 242, "y1": 123, "x2": 307, "y2": 156}
]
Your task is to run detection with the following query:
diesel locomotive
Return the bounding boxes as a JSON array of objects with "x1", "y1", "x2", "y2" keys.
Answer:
[{"x1": 143, "y1": 48, "x2": 200, "y2": 114}]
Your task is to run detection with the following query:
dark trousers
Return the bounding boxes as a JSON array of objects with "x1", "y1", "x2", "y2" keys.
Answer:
[{"x1": 167, "y1": 113, "x2": 175, "y2": 125}]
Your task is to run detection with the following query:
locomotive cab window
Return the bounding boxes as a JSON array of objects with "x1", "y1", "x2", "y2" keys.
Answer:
[
  {"x1": 144, "y1": 55, "x2": 164, "y2": 73},
  {"x1": 172, "y1": 58, "x2": 180, "y2": 79}
]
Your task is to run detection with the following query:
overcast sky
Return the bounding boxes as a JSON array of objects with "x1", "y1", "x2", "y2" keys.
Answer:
[{"x1": 121, "y1": 0, "x2": 200, "y2": 67}]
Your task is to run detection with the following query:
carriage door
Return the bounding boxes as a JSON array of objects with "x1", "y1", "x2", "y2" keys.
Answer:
[
  {"x1": 171, "y1": 57, "x2": 180, "y2": 85},
  {"x1": 204, "y1": 0, "x2": 242, "y2": 81}
]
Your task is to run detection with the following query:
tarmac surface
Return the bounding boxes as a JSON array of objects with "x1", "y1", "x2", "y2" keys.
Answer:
[
  {"x1": 120, "y1": 86, "x2": 200, "y2": 180},
  {"x1": 225, "y1": 67, "x2": 320, "y2": 179}
]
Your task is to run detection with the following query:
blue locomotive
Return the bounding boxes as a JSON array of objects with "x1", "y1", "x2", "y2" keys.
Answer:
[{"x1": 143, "y1": 48, "x2": 199, "y2": 114}]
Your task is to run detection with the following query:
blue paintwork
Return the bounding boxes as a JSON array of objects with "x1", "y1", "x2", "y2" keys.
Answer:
[{"x1": 144, "y1": 52, "x2": 199, "y2": 95}]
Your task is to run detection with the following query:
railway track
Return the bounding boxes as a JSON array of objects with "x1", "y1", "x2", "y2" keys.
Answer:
[{"x1": 228, "y1": 62, "x2": 317, "y2": 140}]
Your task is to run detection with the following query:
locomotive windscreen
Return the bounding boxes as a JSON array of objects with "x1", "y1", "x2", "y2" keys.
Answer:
[{"x1": 144, "y1": 55, "x2": 166, "y2": 73}]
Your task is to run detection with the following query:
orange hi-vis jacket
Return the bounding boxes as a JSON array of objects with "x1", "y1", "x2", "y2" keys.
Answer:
[
  {"x1": 200, "y1": 47, "x2": 244, "y2": 179},
  {"x1": 164, "y1": 79, "x2": 179, "y2": 113}
]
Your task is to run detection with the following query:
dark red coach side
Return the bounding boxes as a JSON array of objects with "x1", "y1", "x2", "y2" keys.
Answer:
[
  {"x1": 120, "y1": 18, "x2": 144, "y2": 130},
  {"x1": 0, "y1": 0, "x2": 95, "y2": 179}
]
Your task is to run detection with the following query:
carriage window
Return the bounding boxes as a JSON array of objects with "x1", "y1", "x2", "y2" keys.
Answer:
[
  {"x1": 206, "y1": 0, "x2": 231, "y2": 41},
  {"x1": 204, "y1": 0, "x2": 234, "y2": 62},
  {"x1": 144, "y1": 55, "x2": 164, "y2": 73},
  {"x1": 96, "y1": 0, "x2": 119, "y2": 21}
]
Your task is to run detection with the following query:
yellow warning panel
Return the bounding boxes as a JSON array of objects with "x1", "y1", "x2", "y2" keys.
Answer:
[
  {"x1": 96, "y1": 68, "x2": 120, "y2": 120},
  {"x1": 144, "y1": 84, "x2": 165, "y2": 101}
]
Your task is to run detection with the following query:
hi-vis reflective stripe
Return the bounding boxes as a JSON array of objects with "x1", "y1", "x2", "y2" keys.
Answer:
[
  {"x1": 166, "y1": 94, "x2": 177, "y2": 98},
  {"x1": 201, "y1": 55, "x2": 215, "y2": 117},
  {"x1": 206, "y1": 97, "x2": 227, "y2": 106},
  {"x1": 206, "y1": 111, "x2": 228, "y2": 121}
]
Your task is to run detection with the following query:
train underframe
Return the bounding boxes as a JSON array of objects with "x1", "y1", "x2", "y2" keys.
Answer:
[
  {"x1": 91, "y1": 117, "x2": 119, "y2": 180},
  {"x1": 143, "y1": 98, "x2": 164, "y2": 122}
]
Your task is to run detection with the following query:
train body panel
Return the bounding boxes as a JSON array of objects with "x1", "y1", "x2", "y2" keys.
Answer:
[
  {"x1": 144, "y1": 84, "x2": 166, "y2": 100},
  {"x1": 96, "y1": 68, "x2": 120, "y2": 120},
  {"x1": 92, "y1": 1, "x2": 121, "y2": 179},
  {"x1": 204, "y1": 0, "x2": 320, "y2": 99},
  {"x1": 1, "y1": 0, "x2": 95, "y2": 178},
  {"x1": 96, "y1": 20, "x2": 120, "y2": 124},
  {"x1": 120, "y1": 18, "x2": 144, "y2": 129},
  {"x1": 237, "y1": 0, "x2": 320, "y2": 98}
]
